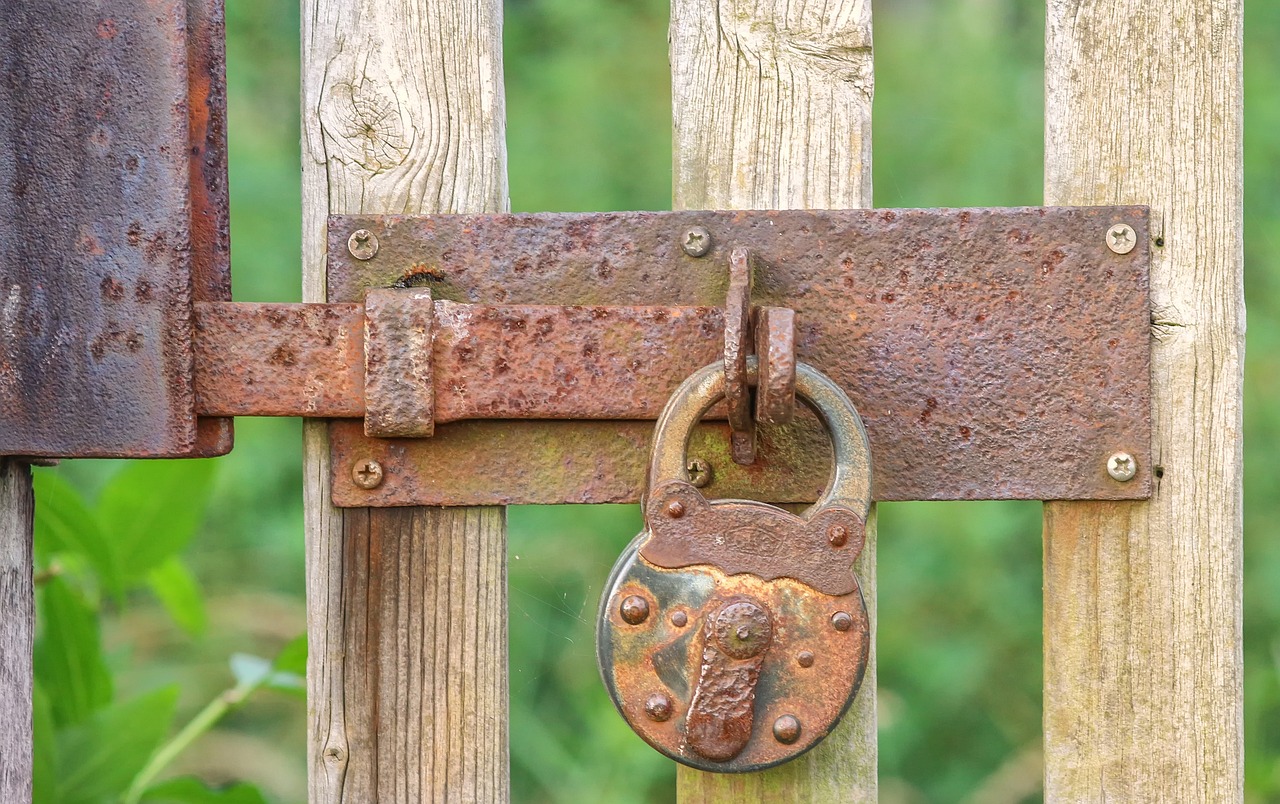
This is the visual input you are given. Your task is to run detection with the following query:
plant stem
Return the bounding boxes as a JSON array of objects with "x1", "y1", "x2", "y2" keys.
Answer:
[{"x1": 121, "y1": 675, "x2": 264, "y2": 804}]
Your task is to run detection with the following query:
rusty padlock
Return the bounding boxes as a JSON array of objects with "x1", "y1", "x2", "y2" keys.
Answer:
[{"x1": 597, "y1": 358, "x2": 872, "y2": 772}]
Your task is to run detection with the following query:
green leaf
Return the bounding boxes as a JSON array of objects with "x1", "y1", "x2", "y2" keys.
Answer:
[
  {"x1": 229, "y1": 650, "x2": 304, "y2": 698},
  {"x1": 55, "y1": 686, "x2": 178, "y2": 804},
  {"x1": 98, "y1": 460, "x2": 216, "y2": 583},
  {"x1": 142, "y1": 778, "x2": 269, "y2": 804},
  {"x1": 33, "y1": 577, "x2": 111, "y2": 727},
  {"x1": 148, "y1": 557, "x2": 208, "y2": 636},
  {"x1": 32, "y1": 471, "x2": 119, "y2": 594},
  {"x1": 272, "y1": 633, "x2": 307, "y2": 676},
  {"x1": 32, "y1": 682, "x2": 56, "y2": 804}
]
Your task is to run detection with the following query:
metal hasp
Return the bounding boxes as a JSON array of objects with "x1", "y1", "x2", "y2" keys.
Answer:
[
  {"x1": 326, "y1": 207, "x2": 1153, "y2": 506},
  {"x1": 0, "y1": 0, "x2": 233, "y2": 458}
]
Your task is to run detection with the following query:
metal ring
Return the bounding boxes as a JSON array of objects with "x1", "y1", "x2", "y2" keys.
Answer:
[{"x1": 647, "y1": 358, "x2": 872, "y2": 516}]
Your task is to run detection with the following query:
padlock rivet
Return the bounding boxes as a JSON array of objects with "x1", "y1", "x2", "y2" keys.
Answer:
[
  {"x1": 828, "y1": 524, "x2": 849, "y2": 547},
  {"x1": 665, "y1": 500, "x2": 686, "y2": 519},
  {"x1": 797, "y1": 650, "x2": 815, "y2": 668},
  {"x1": 670, "y1": 610, "x2": 688, "y2": 628},
  {"x1": 831, "y1": 611, "x2": 853, "y2": 632},
  {"x1": 620, "y1": 595, "x2": 650, "y2": 625},
  {"x1": 773, "y1": 715, "x2": 801, "y2": 744},
  {"x1": 645, "y1": 693, "x2": 673, "y2": 722}
]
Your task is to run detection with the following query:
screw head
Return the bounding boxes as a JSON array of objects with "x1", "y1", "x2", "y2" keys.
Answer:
[
  {"x1": 665, "y1": 499, "x2": 686, "y2": 519},
  {"x1": 670, "y1": 610, "x2": 688, "y2": 628},
  {"x1": 681, "y1": 226, "x2": 712, "y2": 257},
  {"x1": 1106, "y1": 223, "x2": 1137, "y2": 255},
  {"x1": 620, "y1": 595, "x2": 650, "y2": 625},
  {"x1": 348, "y1": 228, "x2": 380, "y2": 260},
  {"x1": 1107, "y1": 451, "x2": 1137, "y2": 482},
  {"x1": 828, "y1": 524, "x2": 849, "y2": 547},
  {"x1": 831, "y1": 611, "x2": 853, "y2": 632},
  {"x1": 645, "y1": 693, "x2": 673, "y2": 722},
  {"x1": 796, "y1": 650, "x2": 815, "y2": 668},
  {"x1": 686, "y1": 458, "x2": 712, "y2": 488},
  {"x1": 773, "y1": 715, "x2": 801, "y2": 744},
  {"x1": 352, "y1": 459, "x2": 384, "y2": 489}
]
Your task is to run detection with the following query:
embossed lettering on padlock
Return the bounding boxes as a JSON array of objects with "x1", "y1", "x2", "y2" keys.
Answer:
[{"x1": 596, "y1": 359, "x2": 872, "y2": 773}]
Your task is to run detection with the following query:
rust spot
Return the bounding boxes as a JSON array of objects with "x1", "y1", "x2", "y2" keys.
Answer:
[
  {"x1": 269, "y1": 345, "x2": 297, "y2": 366},
  {"x1": 96, "y1": 18, "x2": 117, "y2": 39},
  {"x1": 135, "y1": 280, "x2": 154, "y2": 302},
  {"x1": 920, "y1": 396, "x2": 938, "y2": 424},
  {"x1": 959, "y1": 426, "x2": 972, "y2": 440},
  {"x1": 1041, "y1": 248, "x2": 1066, "y2": 275},
  {"x1": 100, "y1": 276, "x2": 125, "y2": 301},
  {"x1": 880, "y1": 292, "x2": 896, "y2": 303}
]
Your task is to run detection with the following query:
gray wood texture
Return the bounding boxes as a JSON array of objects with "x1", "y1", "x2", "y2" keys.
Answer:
[
  {"x1": 300, "y1": 0, "x2": 510, "y2": 800},
  {"x1": 670, "y1": 0, "x2": 876, "y2": 799},
  {"x1": 1042, "y1": 0, "x2": 1245, "y2": 799},
  {"x1": 0, "y1": 460, "x2": 33, "y2": 802}
]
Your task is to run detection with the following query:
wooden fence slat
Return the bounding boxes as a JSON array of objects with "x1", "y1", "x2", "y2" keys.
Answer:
[
  {"x1": 670, "y1": 0, "x2": 876, "y2": 799},
  {"x1": 0, "y1": 461, "x2": 33, "y2": 801},
  {"x1": 300, "y1": 0, "x2": 510, "y2": 800},
  {"x1": 1042, "y1": 0, "x2": 1244, "y2": 799}
]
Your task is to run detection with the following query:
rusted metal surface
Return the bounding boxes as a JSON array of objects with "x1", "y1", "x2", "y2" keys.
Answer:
[
  {"x1": 0, "y1": 0, "x2": 232, "y2": 458},
  {"x1": 193, "y1": 302, "x2": 364, "y2": 418},
  {"x1": 723, "y1": 248, "x2": 756, "y2": 464},
  {"x1": 597, "y1": 538, "x2": 870, "y2": 772},
  {"x1": 328, "y1": 206, "x2": 1152, "y2": 504},
  {"x1": 364, "y1": 288, "x2": 435, "y2": 437},
  {"x1": 754, "y1": 307, "x2": 796, "y2": 426},
  {"x1": 187, "y1": 0, "x2": 234, "y2": 455}
]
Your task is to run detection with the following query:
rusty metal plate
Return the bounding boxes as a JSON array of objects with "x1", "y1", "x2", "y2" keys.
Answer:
[
  {"x1": 328, "y1": 207, "x2": 1151, "y2": 504},
  {"x1": 0, "y1": 0, "x2": 231, "y2": 458}
]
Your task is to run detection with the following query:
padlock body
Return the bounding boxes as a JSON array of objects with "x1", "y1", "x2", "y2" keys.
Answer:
[{"x1": 597, "y1": 505, "x2": 870, "y2": 773}]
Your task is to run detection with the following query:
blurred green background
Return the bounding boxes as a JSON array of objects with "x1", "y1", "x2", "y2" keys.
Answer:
[{"x1": 30, "y1": 0, "x2": 1278, "y2": 802}]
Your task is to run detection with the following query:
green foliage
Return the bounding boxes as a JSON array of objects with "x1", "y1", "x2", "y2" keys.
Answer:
[{"x1": 32, "y1": 465, "x2": 304, "y2": 803}]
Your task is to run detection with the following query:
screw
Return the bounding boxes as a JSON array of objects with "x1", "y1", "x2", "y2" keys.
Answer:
[
  {"x1": 1106, "y1": 223, "x2": 1136, "y2": 255},
  {"x1": 645, "y1": 693, "x2": 673, "y2": 722},
  {"x1": 828, "y1": 524, "x2": 849, "y2": 547},
  {"x1": 348, "y1": 228, "x2": 380, "y2": 260},
  {"x1": 686, "y1": 458, "x2": 712, "y2": 488},
  {"x1": 773, "y1": 715, "x2": 801, "y2": 744},
  {"x1": 831, "y1": 611, "x2": 853, "y2": 632},
  {"x1": 620, "y1": 595, "x2": 650, "y2": 625},
  {"x1": 352, "y1": 459, "x2": 384, "y2": 489},
  {"x1": 665, "y1": 499, "x2": 686, "y2": 519},
  {"x1": 796, "y1": 650, "x2": 815, "y2": 668},
  {"x1": 1107, "y1": 451, "x2": 1137, "y2": 482},
  {"x1": 681, "y1": 226, "x2": 712, "y2": 257},
  {"x1": 670, "y1": 610, "x2": 688, "y2": 628}
]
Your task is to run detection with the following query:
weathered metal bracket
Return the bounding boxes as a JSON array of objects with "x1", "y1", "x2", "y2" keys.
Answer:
[
  {"x1": 0, "y1": 0, "x2": 233, "y2": 458},
  {"x1": 320, "y1": 207, "x2": 1152, "y2": 505}
]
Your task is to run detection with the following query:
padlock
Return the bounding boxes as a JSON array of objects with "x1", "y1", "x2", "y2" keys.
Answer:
[{"x1": 596, "y1": 358, "x2": 872, "y2": 772}]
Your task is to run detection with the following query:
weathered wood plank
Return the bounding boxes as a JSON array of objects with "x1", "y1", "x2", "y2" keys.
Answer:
[
  {"x1": 0, "y1": 461, "x2": 33, "y2": 802},
  {"x1": 671, "y1": 0, "x2": 875, "y2": 799},
  {"x1": 1042, "y1": 0, "x2": 1244, "y2": 799},
  {"x1": 300, "y1": 0, "x2": 510, "y2": 800}
]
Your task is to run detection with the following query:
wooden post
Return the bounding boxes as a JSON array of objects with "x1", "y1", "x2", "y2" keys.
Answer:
[
  {"x1": 300, "y1": 1, "x2": 510, "y2": 801},
  {"x1": 671, "y1": 1, "x2": 876, "y2": 800},
  {"x1": 1042, "y1": 0, "x2": 1244, "y2": 799},
  {"x1": 0, "y1": 461, "x2": 33, "y2": 801}
]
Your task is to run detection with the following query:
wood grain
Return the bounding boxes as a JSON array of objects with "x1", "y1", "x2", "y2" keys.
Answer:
[
  {"x1": 1042, "y1": 0, "x2": 1244, "y2": 799},
  {"x1": 0, "y1": 460, "x2": 33, "y2": 802},
  {"x1": 671, "y1": 0, "x2": 876, "y2": 799},
  {"x1": 301, "y1": 0, "x2": 510, "y2": 800}
]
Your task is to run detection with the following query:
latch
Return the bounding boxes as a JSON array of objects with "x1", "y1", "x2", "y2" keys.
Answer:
[{"x1": 0, "y1": 2, "x2": 1154, "y2": 506}]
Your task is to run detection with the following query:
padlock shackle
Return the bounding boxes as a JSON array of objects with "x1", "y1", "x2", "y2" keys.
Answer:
[{"x1": 648, "y1": 359, "x2": 872, "y2": 517}]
